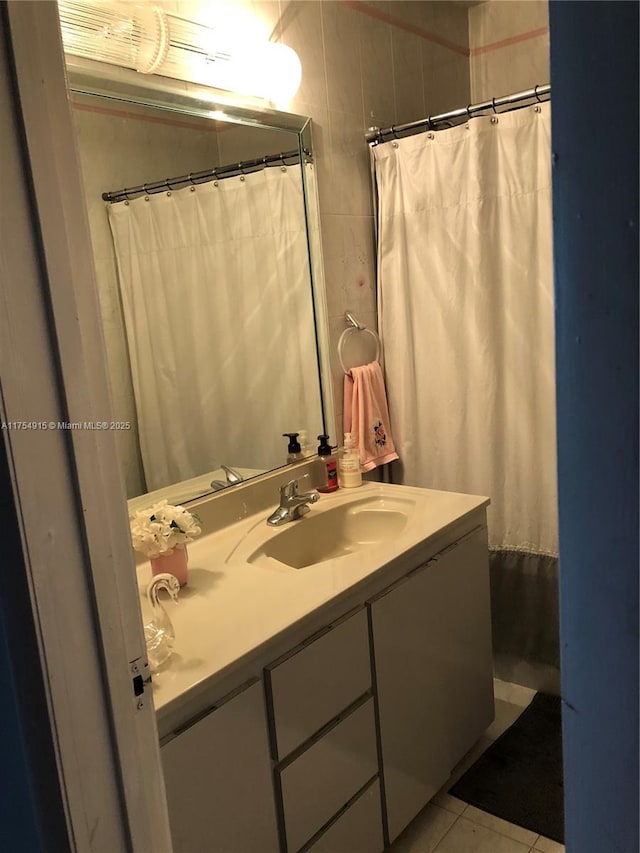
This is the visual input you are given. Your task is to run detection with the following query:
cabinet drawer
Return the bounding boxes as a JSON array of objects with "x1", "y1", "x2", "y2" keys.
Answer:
[
  {"x1": 306, "y1": 779, "x2": 384, "y2": 853},
  {"x1": 266, "y1": 608, "x2": 371, "y2": 759},
  {"x1": 279, "y1": 697, "x2": 378, "y2": 853}
]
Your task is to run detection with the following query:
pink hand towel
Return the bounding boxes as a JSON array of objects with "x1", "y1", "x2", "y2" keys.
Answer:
[{"x1": 343, "y1": 361, "x2": 399, "y2": 472}]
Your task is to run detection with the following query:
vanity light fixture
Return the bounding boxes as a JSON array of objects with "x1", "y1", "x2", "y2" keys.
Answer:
[{"x1": 57, "y1": 0, "x2": 302, "y2": 104}]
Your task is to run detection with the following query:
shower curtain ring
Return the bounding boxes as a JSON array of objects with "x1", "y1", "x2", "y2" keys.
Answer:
[
  {"x1": 534, "y1": 85, "x2": 543, "y2": 103},
  {"x1": 188, "y1": 173, "x2": 196, "y2": 185},
  {"x1": 491, "y1": 98, "x2": 498, "y2": 114},
  {"x1": 426, "y1": 118, "x2": 435, "y2": 140},
  {"x1": 466, "y1": 104, "x2": 473, "y2": 119}
]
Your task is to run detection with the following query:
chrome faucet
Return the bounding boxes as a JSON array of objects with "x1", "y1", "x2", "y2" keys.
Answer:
[
  {"x1": 211, "y1": 464, "x2": 244, "y2": 491},
  {"x1": 221, "y1": 464, "x2": 243, "y2": 485},
  {"x1": 266, "y1": 477, "x2": 319, "y2": 526}
]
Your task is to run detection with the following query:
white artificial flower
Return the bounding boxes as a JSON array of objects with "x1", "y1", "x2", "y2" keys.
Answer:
[{"x1": 129, "y1": 502, "x2": 202, "y2": 558}]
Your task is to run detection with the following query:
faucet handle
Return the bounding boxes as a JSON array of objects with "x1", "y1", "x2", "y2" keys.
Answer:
[
  {"x1": 221, "y1": 464, "x2": 243, "y2": 485},
  {"x1": 280, "y1": 474, "x2": 312, "y2": 501},
  {"x1": 281, "y1": 478, "x2": 300, "y2": 500}
]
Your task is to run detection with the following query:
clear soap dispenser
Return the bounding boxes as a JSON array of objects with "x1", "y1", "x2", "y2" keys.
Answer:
[
  {"x1": 297, "y1": 429, "x2": 314, "y2": 458},
  {"x1": 339, "y1": 432, "x2": 362, "y2": 488},
  {"x1": 283, "y1": 432, "x2": 304, "y2": 463}
]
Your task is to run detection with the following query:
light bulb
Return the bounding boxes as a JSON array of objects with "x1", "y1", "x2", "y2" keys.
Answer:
[
  {"x1": 258, "y1": 43, "x2": 302, "y2": 104},
  {"x1": 199, "y1": 40, "x2": 302, "y2": 104}
]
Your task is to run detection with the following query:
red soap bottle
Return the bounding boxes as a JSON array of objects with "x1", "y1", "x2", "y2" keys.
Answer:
[{"x1": 316, "y1": 434, "x2": 339, "y2": 493}]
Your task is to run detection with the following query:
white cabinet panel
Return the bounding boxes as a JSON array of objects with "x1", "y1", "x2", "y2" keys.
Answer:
[
  {"x1": 370, "y1": 526, "x2": 494, "y2": 843},
  {"x1": 369, "y1": 561, "x2": 451, "y2": 843},
  {"x1": 266, "y1": 608, "x2": 371, "y2": 760},
  {"x1": 435, "y1": 527, "x2": 494, "y2": 765},
  {"x1": 161, "y1": 680, "x2": 279, "y2": 853},
  {"x1": 307, "y1": 780, "x2": 384, "y2": 853},
  {"x1": 280, "y1": 698, "x2": 378, "y2": 853}
]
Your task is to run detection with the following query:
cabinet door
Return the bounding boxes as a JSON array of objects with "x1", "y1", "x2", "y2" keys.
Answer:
[
  {"x1": 436, "y1": 526, "x2": 494, "y2": 766},
  {"x1": 369, "y1": 559, "x2": 452, "y2": 843},
  {"x1": 369, "y1": 526, "x2": 494, "y2": 843},
  {"x1": 161, "y1": 680, "x2": 279, "y2": 853}
]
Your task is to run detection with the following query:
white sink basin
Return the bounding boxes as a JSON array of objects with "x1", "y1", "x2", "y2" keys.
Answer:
[{"x1": 248, "y1": 494, "x2": 415, "y2": 569}]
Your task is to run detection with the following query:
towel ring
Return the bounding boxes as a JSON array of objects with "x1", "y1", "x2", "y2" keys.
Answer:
[{"x1": 338, "y1": 326, "x2": 381, "y2": 374}]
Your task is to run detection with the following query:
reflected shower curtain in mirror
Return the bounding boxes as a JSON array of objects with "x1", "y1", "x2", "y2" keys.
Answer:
[
  {"x1": 373, "y1": 104, "x2": 559, "y2": 681},
  {"x1": 108, "y1": 165, "x2": 322, "y2": 491}
]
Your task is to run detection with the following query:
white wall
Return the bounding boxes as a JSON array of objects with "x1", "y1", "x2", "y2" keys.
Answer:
[{"x1": 469, "y1": 0, "x2": 550, "y2": 101}]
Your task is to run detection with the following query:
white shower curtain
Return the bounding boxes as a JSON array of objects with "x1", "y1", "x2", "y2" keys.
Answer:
[
  {"x1": 374, "y1": 104, "x2": 559, "y2": 675},
  {"x1": 108, "y1": 165, "x2": 322, "y2": 491}
]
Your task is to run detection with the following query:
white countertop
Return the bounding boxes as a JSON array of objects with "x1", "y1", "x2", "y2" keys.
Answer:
[{"x1": 137, "y1": 482, "x2": 488, "y2": 728}]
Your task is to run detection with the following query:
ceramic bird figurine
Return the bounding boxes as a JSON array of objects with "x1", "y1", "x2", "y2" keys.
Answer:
[{"x1": 144, "y1": 572, "x2": 180, "y2": 672}]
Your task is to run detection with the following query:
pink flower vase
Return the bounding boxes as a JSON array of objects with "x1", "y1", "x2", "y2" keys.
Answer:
[{"x1": 150, "y1": 546, "x2": 188, "y2": 587}]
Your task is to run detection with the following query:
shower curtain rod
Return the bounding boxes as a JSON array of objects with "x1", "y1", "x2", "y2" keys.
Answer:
[
  {"x1": 366, "y1": 84, "x2": 550, "y2": 145},
  {"x1": 103, "y1": 147, "x2": 312, "y2": 203}
]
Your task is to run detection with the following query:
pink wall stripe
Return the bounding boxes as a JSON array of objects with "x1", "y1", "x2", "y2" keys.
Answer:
[
  {"x1": 340, "y1": 0, "x2": 470, "y2": 57},
  {"x1": 71, "y1": 101, "x2": 222, "y2": 133},
  {"x1": 343, "y1": 1, "x2": 548, "y2": 61},
  {"x1": 470, "y1": 27, "x2": 550, "y2": 57}
]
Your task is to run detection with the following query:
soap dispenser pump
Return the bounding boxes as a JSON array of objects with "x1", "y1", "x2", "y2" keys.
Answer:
[
  {"x1": 283, "y1": 432, "x2": 303, "y2": 463},
  {"x1": 316, "y1": 434, "x2": 339, "y2": 493}
]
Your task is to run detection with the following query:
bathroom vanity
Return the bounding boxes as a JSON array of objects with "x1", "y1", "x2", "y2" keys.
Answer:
[{"x1": 139, "y1": 478, "x2": 494, "y2": 852}]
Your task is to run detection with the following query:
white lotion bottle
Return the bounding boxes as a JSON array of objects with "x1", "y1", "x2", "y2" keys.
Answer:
[{"x1": 338, "y1": 432, "x2": 362, "y2": 488}]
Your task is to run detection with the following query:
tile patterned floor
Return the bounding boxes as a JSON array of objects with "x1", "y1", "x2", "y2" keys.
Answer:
[{"x1": 389, "y1": 679, "x2": 565, "y2": 853}]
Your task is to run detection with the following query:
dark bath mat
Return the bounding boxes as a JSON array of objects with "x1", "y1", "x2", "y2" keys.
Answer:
[{"x1": 450, "y1": 692, "x2": 564, "y2": 843}]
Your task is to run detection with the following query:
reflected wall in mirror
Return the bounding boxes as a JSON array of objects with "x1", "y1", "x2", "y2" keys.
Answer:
[{"x1": 70, "y1": 80, "x2": 330, "y2": 509}]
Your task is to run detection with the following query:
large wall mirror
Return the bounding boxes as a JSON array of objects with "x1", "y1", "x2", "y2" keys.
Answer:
[{"x1": 67, "y1": 63, "x2": 333, "y2": 511}]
